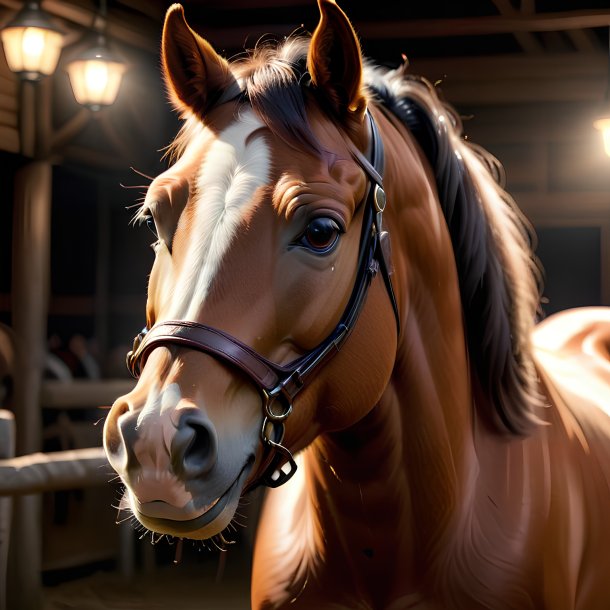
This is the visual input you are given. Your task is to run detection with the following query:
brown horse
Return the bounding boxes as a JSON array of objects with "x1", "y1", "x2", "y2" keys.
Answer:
[{"x1": 103, "y1": 1, "x2": 610, "y2": 608}]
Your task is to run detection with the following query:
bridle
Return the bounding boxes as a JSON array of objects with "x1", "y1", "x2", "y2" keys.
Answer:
[{"x1": 126, "y1": 108, "x2": 400, "y2": 489}]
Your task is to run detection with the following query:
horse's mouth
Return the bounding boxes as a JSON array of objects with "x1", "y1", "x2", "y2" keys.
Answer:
[{"x1": 128, "y1": 459, "x2": 253, "y2": 540}]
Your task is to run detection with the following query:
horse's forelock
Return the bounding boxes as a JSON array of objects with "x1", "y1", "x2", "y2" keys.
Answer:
[
  {"x1": 366, "y1": 65, "x2": 543, "y2": 435},
  {"x1": 238, "y1": 38, "x2": 321, "y2": 154},
  {"x1": 167, "y1": 37, "x2": 337, "y2": 164}
]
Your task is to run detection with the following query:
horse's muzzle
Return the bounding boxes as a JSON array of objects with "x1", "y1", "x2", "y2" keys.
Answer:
[{"x1": 104, "y1": 404, "x2": 218, "y2": 486}]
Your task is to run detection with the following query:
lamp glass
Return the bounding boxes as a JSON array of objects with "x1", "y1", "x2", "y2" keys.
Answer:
[
  {"x1": 1, "y1": 26, "x2": 63, "y2": 79},
  {"x1": 594, "y1": 117, "x2": 610, "y2": 157},
  {"x1": 67, "y1": 58, "x2": 125, "y2": 110}
]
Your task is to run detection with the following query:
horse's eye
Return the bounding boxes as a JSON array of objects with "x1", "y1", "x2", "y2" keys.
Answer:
[
  {"x1": 298, "y1": 217, "x2": 342, "y2": 254},
  {"x1": 146, "y1": 216, "x2": 158, "y2": 239}
]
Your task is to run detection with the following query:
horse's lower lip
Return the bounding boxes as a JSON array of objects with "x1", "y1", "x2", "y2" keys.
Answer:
[{"x1": 132, "y1": 461, "x2": 252, "y2": 535}]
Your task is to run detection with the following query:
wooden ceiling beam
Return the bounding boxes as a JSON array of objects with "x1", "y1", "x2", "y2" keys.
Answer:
[
  {"x1": 357, "y1": 10, "x2": 610, "y2": 39},
  {"x1": 2, "y1": 3, "x2": 608, "y2": 53},
  {"x1": 0, "y1": 0, "x2": 158, "y2": 52},
  {"x1": 410, "y1": 52, "x2": 605, "y2": 81},
  {"x1": 190, "y1": 9, "x2": 610, "y2": 50},
  {"x1": 490, "y1": 0, "x2": 543, "y2": 54},
  {"x1": 567, "y1": 29, "x2": 601, "y2": 53},
  {"x1": 409, "y1": 52, "x2": 607, "y2": 105}
]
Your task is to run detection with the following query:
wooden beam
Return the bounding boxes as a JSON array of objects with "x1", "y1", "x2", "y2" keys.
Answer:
[
  {"x1": 0, "y1": 109, "x2": 15, "y2": 128},
  {"x1": 11, "y1": 161, "x2": 52, "y2": 455},
  {"x1": 0, "y1": 447, "x2": 109, "y2": 495},
  {"x1": 491, "y1": 0, "x2": 543, "y2": 54},
  {"x1": 182, "y1": 0, "x2": 309, "y2": 7},
  {"x1": 50, "y1": 107, "x2": 91, "y2": 154},
  {"x1": 0, "y1": 126, "x2": 17, "y2": 152},
  {"x1": 515, "y1": 192, "x2": 610, "y2": 219},
  {"x1": 356, "y1": 10, "x2": 610, "y2": 39},
  {"x1": 520, "y1": 0, "x2": 535, "y2": 13},
  {"x1": 435, "y1": 75, "x2": 604, "y2": 105},
  {"x1": 0, "y1": 0, "x2": 159, "y2": 52},
  {"x1": 412, "y1": 53, "x2": 606, "y2": 83},
  {"x1": 0, "y1": 93, "x2": 16, "y2": 113},
  {"x1": 98, "y1": 112, "x2": 140, "y2": 163},
  {"x1": 191, "y1": 9, "x2": 610, "y2": 50},
  {"x1": 118, "y1": 0, "x2": 165, "y2": 22},
  {"x1": 0, "y1": 75, "x2": 17, "y2": 97},
  {"x1": 566, "y1": 29, "x2": 600, "y2": 53},
  {"x1": 60, "y1": 143, "x2": 137, "y2": 170},
  {"x1": 43, "y1": 0, "x2": 158, "y2": 52},
  {"x1": 40, "y1": 379, "x2": 135, "y2": 409},
  {"x1": 408, "y1": 52, "x2": 607, "y2": 105}
]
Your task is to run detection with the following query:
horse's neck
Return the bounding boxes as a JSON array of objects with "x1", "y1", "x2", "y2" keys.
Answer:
[
  {"x1": 252, "y1": 119, "x2": 482, "y2": 607},
  {"x1": 289, "y1": 120, "x2": 481, "y2": 599},
  {"x1": 251, "y1": 310, "x2": 479, "y2": 609}
]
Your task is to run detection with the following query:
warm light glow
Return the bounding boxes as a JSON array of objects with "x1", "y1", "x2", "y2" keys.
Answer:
[
  {"x1": 22, "y1": 27, "x2": 44, "y2": 58},
  {"x1": 67, "y1": 57, "x2": 125, "y2": 110},
  {"x1": 85, "y1": 60, "x2": 109, "y2": 97},
  {"x1": 1, "y1": 26, "x2": 62, "y2": 79},
  {"x1": 594, "y1": 117, "x2": 610, "y2": 157}
]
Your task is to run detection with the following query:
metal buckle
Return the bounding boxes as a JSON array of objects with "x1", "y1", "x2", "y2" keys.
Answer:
[
  {"x1": 126, "y1": 328, "x2": 148, "y2": 378},
  {"x1": 374, "y1": 184, "x2": 386, "y2": 213},
  {"x1": 262, "y1": 385, "x2": 293, "y2": 422}
]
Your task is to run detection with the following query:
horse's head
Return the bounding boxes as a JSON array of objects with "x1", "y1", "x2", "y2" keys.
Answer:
[{"x1": 103, "y1": 0, "x2": 399, "y2": 540}]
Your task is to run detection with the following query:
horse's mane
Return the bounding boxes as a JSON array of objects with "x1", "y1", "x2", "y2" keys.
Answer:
[
  {"x1": 364, "y1": 65, "x2": 544, "y2": 435},
  {"x1": 166, "y1": 36, "x2": 544, "y2": 435}
]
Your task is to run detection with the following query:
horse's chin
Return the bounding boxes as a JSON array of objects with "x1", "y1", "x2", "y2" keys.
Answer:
[{"x1": 126, "y1": 460, "x2": 253, "y2": 541}]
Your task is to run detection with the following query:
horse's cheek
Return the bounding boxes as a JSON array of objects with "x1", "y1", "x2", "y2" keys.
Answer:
[{"x1": 314, "y1": 319, "x2": 397, "y2": 432}]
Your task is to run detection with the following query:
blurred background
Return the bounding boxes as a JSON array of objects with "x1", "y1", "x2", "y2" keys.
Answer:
[{"x1": 0, "y1": 0, "x2": 609, "y2": 608}]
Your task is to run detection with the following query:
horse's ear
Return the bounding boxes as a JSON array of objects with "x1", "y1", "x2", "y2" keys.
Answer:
[
  {"x1": 307, "y1": 0, "x2": 366, "y2": 121},
  {"x1": 161, "y1": 4, "x2": 236, "y2": 118}
]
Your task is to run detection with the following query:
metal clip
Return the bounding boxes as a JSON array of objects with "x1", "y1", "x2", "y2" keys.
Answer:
[
  {"x1": 262, "y1": 438, "x2": 297, "y2": 488},
  {"x1": 260, "y1": 416, "x2": 298, "y2": 488}
]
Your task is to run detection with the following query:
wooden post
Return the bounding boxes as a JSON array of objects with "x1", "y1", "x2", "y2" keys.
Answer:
[
  {"x1": 95, "y1": 181, "x2": 110, "y2": 370},
  {"x1": 12, "y1": 161, "x2": 51, "y2": 454},
  {"x1": 0, "y1": 410, "x2": 15, "y2": 610},
  {"x1": 8, "y1": 160, "x2": 52, "y2": 610}
]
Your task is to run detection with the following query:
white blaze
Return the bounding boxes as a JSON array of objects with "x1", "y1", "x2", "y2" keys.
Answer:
[{"x1": 169, "y1": 110, "x2": 270, "y2": 320}]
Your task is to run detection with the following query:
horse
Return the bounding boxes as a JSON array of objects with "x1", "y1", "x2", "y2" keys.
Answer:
[{"x1": 103, "y1": 1, "x2": 610, "y2": 608}]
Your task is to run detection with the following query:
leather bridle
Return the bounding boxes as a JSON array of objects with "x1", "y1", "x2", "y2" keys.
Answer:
[{"x1": 126, "y1": 109, "x2": 400, "y2": 489}]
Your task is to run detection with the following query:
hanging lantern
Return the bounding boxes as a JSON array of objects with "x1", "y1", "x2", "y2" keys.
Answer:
[
  {"x1": 66, "y1": 35, "x2": 126, "y2": 111},
  {"x1": 0, "y1": 0, "x2": 64, "y2": 81}
]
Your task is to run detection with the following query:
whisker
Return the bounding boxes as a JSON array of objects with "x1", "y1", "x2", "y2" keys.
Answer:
[
  {"x1": 115, "y1": 513, "x2": 134, "y2": 525},
  {"x1": 130, "y1": 166, "x2": 155, "y2": 181},
  {"x1": 120, "y1": 183, "x2": 150, "y2": 189}
]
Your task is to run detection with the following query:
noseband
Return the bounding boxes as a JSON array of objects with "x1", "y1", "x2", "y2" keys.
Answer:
[{"x1": 126, "y1": 109, "x2": 400, "y2": 489}]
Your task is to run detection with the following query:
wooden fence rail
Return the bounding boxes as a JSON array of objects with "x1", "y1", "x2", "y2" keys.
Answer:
[
  {"x1": 0, "y1": 447, "x2": 109, "y2": 495},
  {"x1": 0, "y1": 409, "x2": 124, "y2": 610}
]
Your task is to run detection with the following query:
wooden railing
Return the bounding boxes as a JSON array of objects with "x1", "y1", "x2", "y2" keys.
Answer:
[{"x1": 0, "y1": 379, "x2": 135, "y2": 610}]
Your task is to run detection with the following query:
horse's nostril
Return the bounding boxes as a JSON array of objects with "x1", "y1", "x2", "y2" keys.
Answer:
[
  {"x1": 104, "y1": 400, "x2": 130, "y2": 459},
  {"x1": 185, "y1": 422, "x2": 211, "y2": 466},
  {"x1": 173, "y1": 413, "x2": 218, "y2": 479}
]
